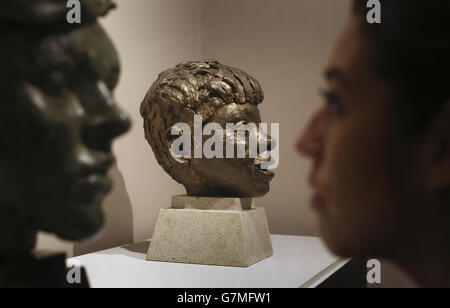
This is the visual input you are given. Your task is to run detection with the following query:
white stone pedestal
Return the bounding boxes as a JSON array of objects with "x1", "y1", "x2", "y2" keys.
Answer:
[{"x1": 146, "y1": 195, "x2": 273, "y2": 267}]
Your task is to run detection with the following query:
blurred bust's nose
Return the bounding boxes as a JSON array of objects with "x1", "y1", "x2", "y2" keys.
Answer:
[
  {"x1": 83, "y1": 109, "x2": 131, "y2": 151},
  {"x1": 82, "y1": 82, "x2": 131, "y2": 150}
]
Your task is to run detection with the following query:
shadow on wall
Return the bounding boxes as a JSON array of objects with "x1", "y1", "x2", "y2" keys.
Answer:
[{"x1": 74, "y1": 165, "x2": 134, "y2": 256}]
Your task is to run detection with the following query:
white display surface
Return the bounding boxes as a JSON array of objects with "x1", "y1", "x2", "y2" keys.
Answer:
[{"x1": 69, "y1": 235, "x2": 348, "y2": 288}]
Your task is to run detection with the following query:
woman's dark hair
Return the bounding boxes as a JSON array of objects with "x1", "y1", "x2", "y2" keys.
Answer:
[{"x1": 353, "y1": 0, "x2": 450, "y2": 134}]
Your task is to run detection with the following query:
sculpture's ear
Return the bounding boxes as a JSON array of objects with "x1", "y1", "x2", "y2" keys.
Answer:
[{"x1": 165, "y1": 124, "x2": 192, "y2": 167}]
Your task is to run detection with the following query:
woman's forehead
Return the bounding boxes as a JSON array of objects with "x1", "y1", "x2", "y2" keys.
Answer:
[{"x1": 327, "y1": 17, "x2": 378, "y2": 91}]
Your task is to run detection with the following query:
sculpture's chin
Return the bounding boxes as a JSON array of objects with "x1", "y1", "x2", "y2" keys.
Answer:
[{"x1": 250, "y1": 183, "x2": 271, "y2": 198}]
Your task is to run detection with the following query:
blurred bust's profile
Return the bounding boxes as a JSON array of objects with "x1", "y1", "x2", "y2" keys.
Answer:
[{"x1": 0, "y1": 0, "x2": 130, "y2": 287}]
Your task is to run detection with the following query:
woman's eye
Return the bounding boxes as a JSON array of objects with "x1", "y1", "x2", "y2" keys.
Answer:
[{"x1": 319, "y1": 89, "x2": 345, "y2": 115}]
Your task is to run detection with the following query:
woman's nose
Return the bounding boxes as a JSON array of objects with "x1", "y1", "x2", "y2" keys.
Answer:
[{"x1": 296, "y1": 106, "x2": 326, "y2": 159}]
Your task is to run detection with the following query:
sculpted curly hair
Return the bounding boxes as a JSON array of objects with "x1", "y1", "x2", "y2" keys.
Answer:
[{"x1": 140, "y1": 59, "x2": 264, "y2": 184}]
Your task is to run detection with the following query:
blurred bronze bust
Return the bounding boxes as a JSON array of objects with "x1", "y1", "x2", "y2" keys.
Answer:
[
  {"x1": 0, "y1": 0, "x2": 116, "y2": 25},
  {"x1": 0, "y1": 0, "x2": 130, "y2": 287},
  {"x1": 140, "y1": 60, "x2": 274, "y2": 197}
]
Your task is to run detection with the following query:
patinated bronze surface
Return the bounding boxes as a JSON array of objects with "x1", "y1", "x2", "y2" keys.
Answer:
[
  {"x1": 0, "y1": 0, "x2": 116, "y2": 25},
  {"x1": 140, "y1": 60, "x2": 275, "y2": 197},
  {"x1": 0, "y1": 0, "x2": 130, "y2": 287}
]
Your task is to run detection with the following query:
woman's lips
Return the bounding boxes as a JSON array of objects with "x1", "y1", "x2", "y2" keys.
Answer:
[
  {"x1": 311, "y1": 192, "x2": 326, "y2": 210},
  {"x1": 309, "y1": 173, "x2": 326, "y2": 210},
  {"x1": 309, "y1": 175, "x2": 326, "y2": 210}
]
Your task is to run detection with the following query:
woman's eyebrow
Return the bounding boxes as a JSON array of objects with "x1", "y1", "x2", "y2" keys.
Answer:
[{"x1": 324, "y1": 67, "x2": 348, "y2": 87}]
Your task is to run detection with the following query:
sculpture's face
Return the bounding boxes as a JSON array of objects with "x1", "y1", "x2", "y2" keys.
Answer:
[
  {"x1": 189, "y1": 103, "x2": 275, "y2": 197},
  {"x1": 141, "y1": 60, "x2": 274, "y2": 198},
  {"x1": 0, "y1": 23, "x2": 130, "y2": 241}
]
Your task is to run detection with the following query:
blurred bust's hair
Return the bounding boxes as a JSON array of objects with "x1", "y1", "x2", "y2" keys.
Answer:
[{"x1": 0, "y1": 0, "x2": 116, "y2": 26}]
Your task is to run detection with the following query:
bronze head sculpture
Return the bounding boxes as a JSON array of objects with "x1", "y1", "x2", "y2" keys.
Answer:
[
  {"x1": 140, "y1": 60, "x2": 274, "y2": 198},
  {"x1": 0, "y1": 0, "x2": 116, "y2": 25},
  {"x1": 0, "y1": 0, "x2": 130, "y2": 286}
]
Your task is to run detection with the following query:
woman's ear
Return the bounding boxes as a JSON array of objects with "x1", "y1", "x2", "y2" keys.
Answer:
[{"x1": 427, "y1": 100, "x2": 450, "y2": 192}]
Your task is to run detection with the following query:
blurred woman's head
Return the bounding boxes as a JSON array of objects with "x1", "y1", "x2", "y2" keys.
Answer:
[{"x1": 297, "y1": 0, "x2": 450, "y2": 283}]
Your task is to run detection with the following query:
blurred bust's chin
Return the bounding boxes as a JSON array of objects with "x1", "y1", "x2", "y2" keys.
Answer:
[{"x1": 42, "y1": 202, "x2": 105, "y2": 242}]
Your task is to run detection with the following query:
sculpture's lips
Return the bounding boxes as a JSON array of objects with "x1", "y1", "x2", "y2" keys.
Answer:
[
  {"x1": 254, "y1": 164, "x2": 275, "y2": 180},
  {"x1": 254, "y1": 153, "x2": 275, "y2": 180}
]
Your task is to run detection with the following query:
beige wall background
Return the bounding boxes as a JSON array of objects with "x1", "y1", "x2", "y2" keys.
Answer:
[{"x1": 36, "y1": 0, "x2": 415, "y2": 288}]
